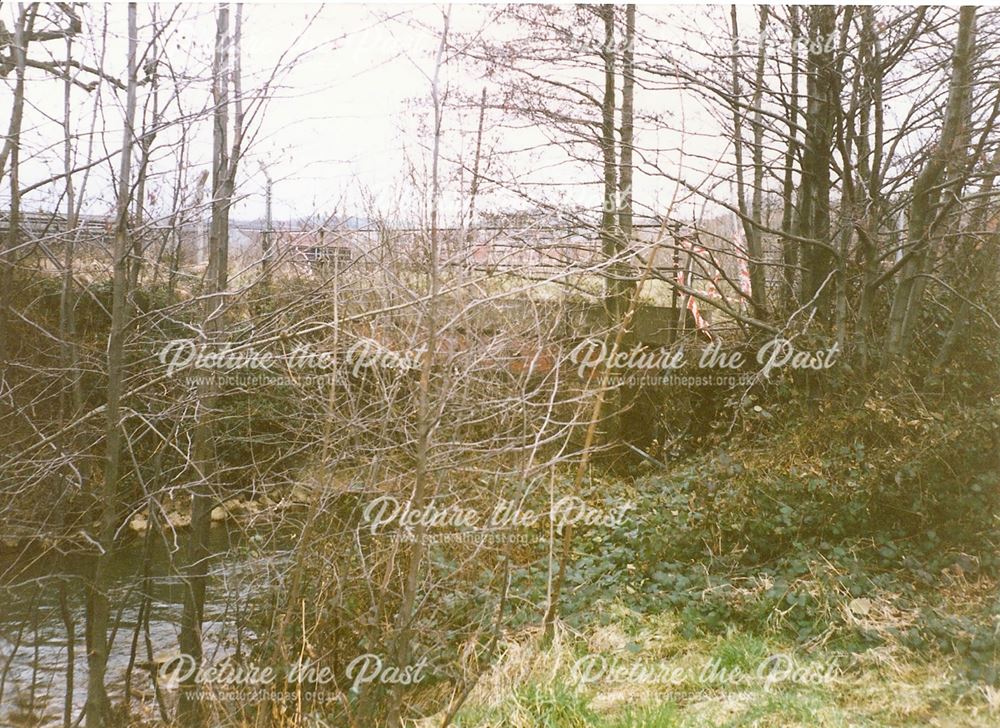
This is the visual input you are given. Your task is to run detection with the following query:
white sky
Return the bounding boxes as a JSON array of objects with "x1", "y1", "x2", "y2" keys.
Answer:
[
  {"x1": 6, "y1": 3, "x2": 735, "y2": 226},
  {"x1": 4, "y1": 3, "x2": 948, "y2": 228}
]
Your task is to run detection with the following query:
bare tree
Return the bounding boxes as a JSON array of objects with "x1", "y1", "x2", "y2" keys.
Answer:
[
  {"x1": 178, "y1": 4, "x2": 244, "y2": 724},
  {"x1": 85, "y1": 4, "x2": 138, "y2": 725}
]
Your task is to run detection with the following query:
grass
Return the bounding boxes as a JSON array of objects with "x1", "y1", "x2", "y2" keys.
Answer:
[{"x1": 425, "y1": 608, "x2": 999, "y2": 728}]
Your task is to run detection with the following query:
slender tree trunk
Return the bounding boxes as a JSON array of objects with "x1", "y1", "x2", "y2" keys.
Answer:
[
  {"x1": 599, "y1": 5, "x2": 620, "y2": 320},
  {"x1": 832, "y1": 10, "x2": 855, "y2": 350},
  {"x1": 618, "y1": 5, "x2": 635, "y2": 259},
  {"x1": 387, "y1": 12, "x2": 450, "y2": 727},
  {"x1": 780, "y1": 6, "x2": 800, "y2": 312},
  {"x1": 86, "y1": 5, "x2": 138, "y2": 727},
  {"x1": 611, "y1": 4, "x2": 638, "y2": 440},
  {"x1": 59, "y1": 32, "x2": 82, "y2": 416},
  {"x1": 886, "y1": 6, "x2": 977, "y2": 358},
  {"x1": 129, "y1": 46, "x2": 159, "y2": 295},
  {"x1": 466, "y1": 87, "x2": 487, "y2": 249},
  {"x1": 178, "y1": 4, "x2": 237, "y2": 724},
  {"x1": 853, "y1": 7, "x2": 882, "y2": 369},
  {"x1": 0, "y1": 5, "x2": 31, "y2": 365},
  {"x1": 730, "y1": 6, "x2": 767, "y2": 316},
  {"x1": 58, "y1": 29, "x2": 85, "y2": 538},
  {"x1": 728, "y1": 5, "x2": 750, "y2": 285},
  {"x1": 166, "y1": 127, "x2": 195, "y2": 300},
  {"x1": 749, "y1": 5, "x2": 769, "y2": 317},
  {"x1": 57, "y1": 40, "x2": 82, "y2": 725}
]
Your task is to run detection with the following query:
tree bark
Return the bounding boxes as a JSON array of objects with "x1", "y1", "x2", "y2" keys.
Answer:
[
  {"x1": 599, "y1": 5, "x2": 621, "y2": 320},
  {"x1": 0, "y1": 5, "x2": 31, "y2": 365},
  {"x1": 466, "y1": 86, "x2": 487, "y2": 249},
  {"x1": 178, "y1": 4, "x2": 238, "y2": 724},
  {"x1": 798, "y1": 6, "x2": 836, "y2": 317},
  {"x1": 618, "y1": 5, "x2": 635, "y2": 251},
  {"x1": 780, "y1": 7, "x2": 801, "y2": 312},
  {"x1": 853, "y1": 6, "x2": 883, "y2": 369},
  {"x1": 86, "y1": 4, "x2": 138, "y2": 726},
  {"x1": 749, "y1": 5, "x2": 769, "y2": 317},
  {"x1": 387, "y1": 12, "x2": 449, "y2": 726},
  {"x1": 886, "y1": 6, "x2": 977, "y2": 358}
]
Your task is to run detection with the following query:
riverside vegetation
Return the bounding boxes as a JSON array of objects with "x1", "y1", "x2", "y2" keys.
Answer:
[{"x1": 3, "y1": 5, "x2": 1000, "y2": 727}]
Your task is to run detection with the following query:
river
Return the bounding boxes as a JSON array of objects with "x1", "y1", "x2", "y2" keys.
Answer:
[{"x1": 0, "y1": 523, "x2": 292, "y2": 726}]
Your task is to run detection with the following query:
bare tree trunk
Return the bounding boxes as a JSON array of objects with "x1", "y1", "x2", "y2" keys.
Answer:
[
  {"x1": 59, "y1": 31, "x2": 83, "y2": 417},
  {"x1": 261, "y1": 164, "x2": 273, "y2": 282},
  {"x1": 618, "y1": 5, "x2": 635, "y2": 253},
  {"x1": 853, "y1": 6, "x2": 882, "y2": 369},
  {"x1": 466, "y1": 87, "x2": 487, "y2": 248},
  {"x1": 599, "y1": 5, "x2": 620, "y2": 320},
  {"x1": 798, "y1": 5, "x2": 836, "y2": 317},
  {"x1": 58, "y1": 27, "x2": 86, "y2": 548},
  {"x1": 387, "y1": 12, "x2": 450, "y2": 727},
  {"x1": 886, "y1": 6, "x2": 977, "y2": 358},
  {"x1": 618, "y1": 3, "x2": 635, "y2": 318},
  {"x1": 611, "y1": 4, "x2": 637, "y2": 441},
  {"x1": 57, "y1": 36, "x2": 81, "y2": 727},
  {"x1": 749, "y1": 5, "x2": 769, "y2": 316},
  {"x1": 729, "y1": 5, "x2": 747, "y2": 221},
  {"x1": 780, "y1": 6, "x2": 800, "y2": 312},
  {"x1": 86, "y1": 4, "x2": 138, "y2": 726},
  {"x1": 128, "y1": 34, "x2": 159, "y2": 294},
  {"x1": 178, "y1": 5, "x2": 236, "y2": 724},
  {"x1": 832, "y1": 9, "x2": 855, "y2": 350},
  {"x1": 729, "y1": 6, "x2": 765, "y2": 316},
  {"x1": 164, "y1": 124, "x2": 192, "y2": 298},
  {"x1": 0, "y1": 5, "x2": 31, "y2": 365}
]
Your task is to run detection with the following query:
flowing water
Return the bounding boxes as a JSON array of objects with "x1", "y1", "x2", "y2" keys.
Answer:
[{"x1": 0, "y1": 523, "x2": 291, "y2": 725}]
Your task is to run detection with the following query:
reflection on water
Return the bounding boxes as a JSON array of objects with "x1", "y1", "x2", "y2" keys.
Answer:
[{"x1": 0, "y1": 523, "x2": 291, "y2": 725}]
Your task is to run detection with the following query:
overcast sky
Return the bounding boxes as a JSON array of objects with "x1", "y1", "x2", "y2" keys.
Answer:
[{"x1": 4, "y1": 3, "x2": 874, "y2": 228}]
